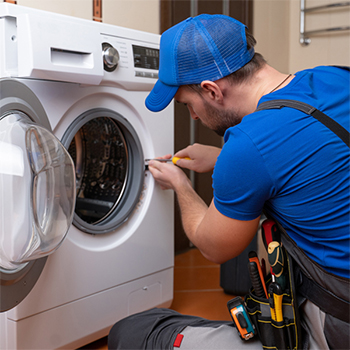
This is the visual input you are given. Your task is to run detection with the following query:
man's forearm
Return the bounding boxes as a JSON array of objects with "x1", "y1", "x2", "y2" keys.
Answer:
[{"x1": 174, "y1": 180, "x2": 208, "y2": 245}]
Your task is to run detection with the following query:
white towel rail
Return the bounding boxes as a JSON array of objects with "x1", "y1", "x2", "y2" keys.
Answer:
[{"x1": 300, "y1": 0, "x2": 350, "y2": 45}]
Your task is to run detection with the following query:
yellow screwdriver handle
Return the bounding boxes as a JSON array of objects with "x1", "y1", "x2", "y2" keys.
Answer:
[
  {"x1": 274, "y1": 293, "x2": 283, "y2": 322},
  {"x1": 172, "y1": 156, "x2": 191, "y2": 165}
]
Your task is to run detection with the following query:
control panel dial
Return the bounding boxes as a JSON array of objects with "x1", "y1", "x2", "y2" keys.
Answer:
[{"x1": 102, "y1": 43, "x2": 120, "y2": 72}]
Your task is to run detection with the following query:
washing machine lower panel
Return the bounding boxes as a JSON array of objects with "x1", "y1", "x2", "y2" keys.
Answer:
[{"x1": 1, "y1": 268, "x2": 173, "y2": 349}]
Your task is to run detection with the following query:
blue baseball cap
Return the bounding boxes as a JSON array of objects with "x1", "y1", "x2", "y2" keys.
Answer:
[{"x1": 145, "y1": 14, "x2": 255, "y2": 112}]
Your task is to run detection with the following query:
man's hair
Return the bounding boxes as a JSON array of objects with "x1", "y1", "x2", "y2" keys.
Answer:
[{"x1": 188, "y1": 29, "x2": 266, "y2": 92}]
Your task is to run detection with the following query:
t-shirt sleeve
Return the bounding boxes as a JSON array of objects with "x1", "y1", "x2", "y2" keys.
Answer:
[{"x1": 213, "y1": 128, "x2": 275, "y2": 221}]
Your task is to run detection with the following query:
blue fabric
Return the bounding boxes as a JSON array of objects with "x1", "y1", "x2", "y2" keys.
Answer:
[
  {"x1": 145, "y1": 14, "x2": 254, "y2": 112},
  {"x1": 213, "y1": 66, "x2": 350, "y2": 278}
]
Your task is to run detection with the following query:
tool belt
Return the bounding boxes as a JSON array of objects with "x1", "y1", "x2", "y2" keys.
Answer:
[
  {"x1": 244, "y1": 242, "x2": 304, "y2": 350},
  {"x1": 227, "y1": 219, "x2": 305, "y2": 349},
  {"x1": 245, "y1": 218, "x2": 350, "y2": 350}
]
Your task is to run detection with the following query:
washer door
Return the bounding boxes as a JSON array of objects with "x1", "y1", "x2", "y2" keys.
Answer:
[
  {"x1": 0, "y1": 81, "x2": 76, "y2": 312},
  {"x1": 61, "y1": 108, "x2": 144, "y2": 234}
]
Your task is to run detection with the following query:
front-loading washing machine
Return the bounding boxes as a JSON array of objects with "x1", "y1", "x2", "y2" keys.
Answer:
[{"x1": 0, "y1": 4, "x2": 174, "y2": 349}]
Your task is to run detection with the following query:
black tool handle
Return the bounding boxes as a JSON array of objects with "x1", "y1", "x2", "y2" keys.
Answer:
[
  {"x1": 268, "y1": 242, "x2": 287, "y2": 291},
  {"x1": 248, "y1": 261, "x2": 265, "y2": 298}
]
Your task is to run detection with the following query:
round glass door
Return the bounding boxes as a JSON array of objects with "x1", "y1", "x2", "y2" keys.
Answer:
[
  {"x1": 61, "y1": 108, "x2": 144, "y2": 235},
  {"x1": 0, "y1": 112, "x2": 76, "y2": 271}
]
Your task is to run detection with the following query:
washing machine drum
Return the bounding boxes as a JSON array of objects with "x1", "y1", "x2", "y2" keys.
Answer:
[{"x1": 62, "y1": 108, "x2": 144, "y2": 235}]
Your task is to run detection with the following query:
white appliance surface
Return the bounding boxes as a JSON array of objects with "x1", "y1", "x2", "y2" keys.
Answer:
[{"x1": 0, "y1": 3, "x2": 174, "y2": 349}]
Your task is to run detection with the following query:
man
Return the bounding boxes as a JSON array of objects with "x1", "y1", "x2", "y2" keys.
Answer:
[{"x1": 108, "y1": 14, "x2": 349, "y2": 350}]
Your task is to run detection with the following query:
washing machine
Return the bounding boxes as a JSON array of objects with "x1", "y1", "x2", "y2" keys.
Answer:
[{"x1": 0, "y1": 3, "x2": 174, "y2": 349}]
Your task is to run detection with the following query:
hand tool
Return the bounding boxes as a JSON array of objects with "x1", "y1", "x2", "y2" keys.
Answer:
[
  {"x1": 248, "y1": 261, "x2": 266, "y2": 298},
  {"x1": 227, "y1": 296, "x2": 255, "y2": 340},
  {"x1": 268, "y1": 241, "x2": 287, "y2": 291},
  {"x1": 268, "y1": 282, "x2": 277, "y2": 321},
  {"x1": 145, "y1": 156, "x2": 191, "y2": 165},
  {"x1": 273, "y1": 283, "x2": 284, "y2": 322},
  {"x1": 261, "y1": 219, "x2": 280, "y2": 251},
  {"x1": 268, "y1": 277, "x2": 283, "y2": 322},
  {"x1": 248, "y1": 251, "x2": 268, "y2": 298}
]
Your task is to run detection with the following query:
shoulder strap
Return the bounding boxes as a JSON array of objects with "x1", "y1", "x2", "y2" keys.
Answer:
[{"x1": 256, "y1": 99, "x2": 350, "y2": 148}]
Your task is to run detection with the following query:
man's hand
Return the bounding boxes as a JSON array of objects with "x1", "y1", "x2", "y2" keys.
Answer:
[
  {"x1": 174, "y1": 143, "x2": 221, "y2": 173},
  {"x1": 148, "y1": 157, "x2": 192, "y2": 191}
]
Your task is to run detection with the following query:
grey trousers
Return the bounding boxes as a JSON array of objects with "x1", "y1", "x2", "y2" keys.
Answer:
[
  {"x1": 177, "y1": 324, "x2": 261, "y2": 349},
  {"x1": 107, "y1": 308, "x2": 261, "y2": 350},
  {"x1": 108, "y1": 300, "x2": 348, "y2": 349}
]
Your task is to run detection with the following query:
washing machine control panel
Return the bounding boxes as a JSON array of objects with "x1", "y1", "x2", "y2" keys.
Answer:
[{"x1": 100, "y1": 34, "x2": 160, "y2": 89}]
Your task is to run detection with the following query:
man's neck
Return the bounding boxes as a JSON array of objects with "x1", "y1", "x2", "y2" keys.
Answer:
[{"x1": 230, "y1": 65, "x2": 294, "y2": 116}]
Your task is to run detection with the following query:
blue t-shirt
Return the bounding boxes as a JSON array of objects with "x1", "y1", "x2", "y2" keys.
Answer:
[{"x1": 213, "y1": 66, "x2": 350, "y2": 278}]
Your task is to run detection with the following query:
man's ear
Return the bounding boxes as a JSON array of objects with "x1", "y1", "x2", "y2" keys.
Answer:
[{"x1": 200, "y1": 80, "x2": 224, "y2": 104}]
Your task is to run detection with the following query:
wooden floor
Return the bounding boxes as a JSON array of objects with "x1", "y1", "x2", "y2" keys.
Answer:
[{"x1": 78, "y1": 248, "x2": 234, "y2": 349}]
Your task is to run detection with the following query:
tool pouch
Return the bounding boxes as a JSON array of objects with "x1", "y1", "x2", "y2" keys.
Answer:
[{"x1": 244, "y1": 249, "x2": 304, "y2": 350}]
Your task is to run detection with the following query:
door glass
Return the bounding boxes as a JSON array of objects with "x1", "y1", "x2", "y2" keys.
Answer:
[{"x1": 0, "y1": 112, "x2": 75, "y2": 271}]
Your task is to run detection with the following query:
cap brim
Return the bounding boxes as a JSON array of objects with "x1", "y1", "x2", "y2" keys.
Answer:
[{"x1": 145, "y1": 79, "x2": 179, "y2": 112}]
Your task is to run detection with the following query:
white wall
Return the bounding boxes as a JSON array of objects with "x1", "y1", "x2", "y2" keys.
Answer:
[
  {"x1": 2, "y1": 0, "x2": 160, "y2": 34},
  {"x1": 253, "y1": 0, "x2": 350, "y2": 74}
]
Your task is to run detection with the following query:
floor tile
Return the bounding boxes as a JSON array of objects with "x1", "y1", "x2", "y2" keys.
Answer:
[
  {"x1": 175, "y1": 248, "x2": 217, "y2": 267},
  {"x1": 174, "y1": 265, "x2": 221, "y2": 291}
]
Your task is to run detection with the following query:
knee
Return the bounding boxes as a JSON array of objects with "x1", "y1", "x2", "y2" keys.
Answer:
[
  {"x1": 108, "y1": 316, "x2": 139, "y2": 350},
  {"x1": 108, "y1": 308, "x2": 176, "y2": 349}
]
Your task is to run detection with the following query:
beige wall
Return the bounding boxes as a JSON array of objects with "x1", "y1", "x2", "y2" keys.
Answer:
[
  {"x1": 103, "y1": 0, "x2": 159, "y2": 34},
  {"x1": 3, "y1": 0, "x2": 160, "y2": 34},
  {"x1": 253, "y1": 0, "x2": 291, "y2": 73},
  {"x1": 289, "y1": 0, "x2": 350, "y2": 72},
  {"x1": 16, "y1": 0, "x2": 92, "y2": 20},
  {"x1": 253, "y1": 0, "x2": 350, "y2": 74},
  {"x1": 3, "y1": 0, "x2": 349, "y2": 70}
]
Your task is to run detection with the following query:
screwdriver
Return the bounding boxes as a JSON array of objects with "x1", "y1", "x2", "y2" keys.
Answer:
[
  {"x1": 268, "y1": 276, "x2": 283, "y2": 322},
  {"x1": 268, "y1": 241, "x2": 287, "y2": 291},
  {"x1": 145, "y1": 156, "x2": 191, "y2": 165},
  {"x1": 274, "y1": 283, "x2": 284, "y2": 322}
]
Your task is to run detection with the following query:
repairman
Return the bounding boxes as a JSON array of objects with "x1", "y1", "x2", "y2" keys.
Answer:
[{"x1": 108, "y1": 14, "x2": 350, "y2": 350}]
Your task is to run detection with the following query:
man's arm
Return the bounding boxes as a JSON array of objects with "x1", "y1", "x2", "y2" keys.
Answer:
[
  {"x1": 195, "y1": 200, "x2": 260, "y2": 263},
  {"x1": 148, "y1": 160, "x2": 260, "y2": 264}
]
